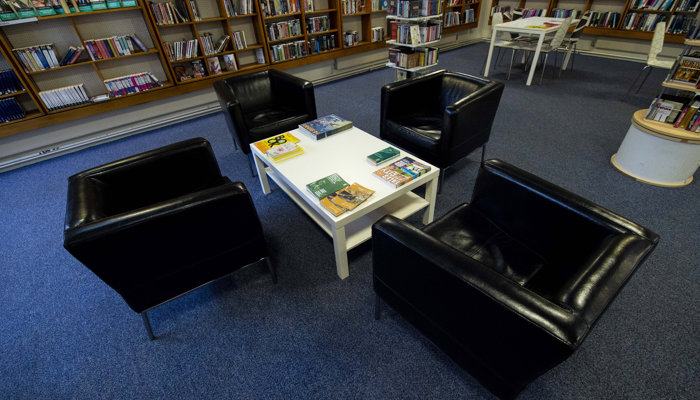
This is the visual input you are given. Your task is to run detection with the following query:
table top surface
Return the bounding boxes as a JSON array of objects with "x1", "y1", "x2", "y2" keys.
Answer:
[
  {"x1": 250, "y1": 125, "x2": 439, "y2": 220},
  {"x1": 494, "y1": 17, "x2": 572, "y2": 33}
]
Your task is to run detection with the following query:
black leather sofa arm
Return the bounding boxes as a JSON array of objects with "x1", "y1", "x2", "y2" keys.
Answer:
[
  {"x1": 64, "y1": 180, "x2": 266, "y2": 291},
  {"x1": 372, "y1": 215, "x2": 588, "y2": 347},
  {"x1": 65, "y1": 180, "x2": 252, "y2": 244}
]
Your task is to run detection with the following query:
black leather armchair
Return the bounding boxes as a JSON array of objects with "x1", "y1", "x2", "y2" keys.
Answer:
[
  {"x1": 214, "y1": 69, "x2": 317, "y2": 175},
  {"x1": 380, "y1": 70, "x2": 504, "y2": 189},
  {"x1": 372, "y1": 159, "x2": 659, "y2": 399},
  {"x1": 63, "y1": 138, "x2": 275, "y2": 340}
]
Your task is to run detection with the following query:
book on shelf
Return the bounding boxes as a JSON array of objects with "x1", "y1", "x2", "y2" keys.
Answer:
[
  {"x1": 8, "y1": 0, "x2": 38, "y2": 17},
  {"x1": 367, "y1": 146, "x2": 400, "y2": 165},
  {"x1": 222, "y1": 54, "x2": 237, "y2": 71},
  {"x1": 0, "y1": 0, "x2": 19, "y2": 20},
  {"x1": 253, "y1": 131, "x2": 300, "y2": 152},
  {"x1": 306, "y1": 173, "x2": 374, "y2": 216},
  {"x1": 207, "y1": 56, "x2": 222, "y2": 75},
  {"x1": 104, "y1": 72, "x2": 162, "y2": 97},
  {"x1": 373, "y1": 156, "x2": 431, "y2": 188},
  {"x1": 0, "y1": 69, "x2": 24, "y2": 94},
  {"x1": 38, "y1": 83, "x2": 89, "y2": 111},
  {"x1": 0, "y1": 97, "x2": 26, "y2": 123},
  {"x1": 298, "y1": 114, "x2": 353, "y2": 140}
]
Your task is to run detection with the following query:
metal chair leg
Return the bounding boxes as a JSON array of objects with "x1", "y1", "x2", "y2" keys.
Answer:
[
  {"x1": 627, "y1": 65, "x2": 649, "y2": 94},
  {"x1": 508, "y1": 49, "x2": 516, "y2": 80},
  {"x1": 635, "y1": 66, "x2": 654, "y2": 94},
  {"x1": 142, "y1": 311, "x2": 155, "y2": 340},
  {"x1": 540, "y1": 53, "x2": 548, "y2": 85},
  {"x1": 265, "y1": 257, "x2": 277, "y2": 284},
  {"x1": 374, "y1": 295, "x2": 381, "y2": 320}
]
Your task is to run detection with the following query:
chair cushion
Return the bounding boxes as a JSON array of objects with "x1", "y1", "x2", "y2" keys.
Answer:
[
  {"x1": 422, "y1": 204, "x2": 546, "y2": 285},
  {"x1": 385, "y1": 115, "x2": 442, "y2": 150}
]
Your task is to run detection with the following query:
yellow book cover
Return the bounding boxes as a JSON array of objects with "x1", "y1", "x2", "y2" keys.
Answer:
[
  {"x1": 253, "y1": 132, "x2": 300, "y2": 153},
  {"x1": 328, "y1": 183, "x2": 375, "y2": 210},
  {"x1": 320, "y1": 197, "x2": 346, "y2": 216}
]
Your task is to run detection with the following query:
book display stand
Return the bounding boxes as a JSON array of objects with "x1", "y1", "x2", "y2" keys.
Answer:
[
  {"x1": 490, "y1": 0, "x2": 699, "y2": 44},
  {"x1": 386, "y1": 1, "x2": 444, "y2": 80},
  {"x1": 612, "y1": 38, "x2": 700, "y2": 187}
]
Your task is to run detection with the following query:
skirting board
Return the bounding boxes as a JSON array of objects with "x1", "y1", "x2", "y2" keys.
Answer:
[{"x1": 0, "y1": 101, "x2": 221, "y2": 173}]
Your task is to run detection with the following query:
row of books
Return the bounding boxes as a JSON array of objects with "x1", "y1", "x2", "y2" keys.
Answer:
[
  {"x1": 269, "y1": 40, "x2": 307, "y2": 62},
  {"x1": 589, "y1": 11, "x2": 620, "y2": 29},
  {"x1": 0, "y1": 97, "x2": 26, "y2": 123},
  {"x1": 675, "y1": 0, "x2": 699, "y2": 11},
  {"x1": 104, "y1": 72, "x2": 162, "y2": 97},
  {"x1": 59, "y1": 46, "x2": 86, "y2": 66},
  {"x1": 306, "y1": 173, "x2": 375, "y2": 217},
  {"x1": 389, "y1": 0, "x2": 442, "y2": 18},
  {"x1": 340, "y1": 0, "x2": 365, "y2": 14},
  {"x1": 371, "y1": 0, "x2": 385, "y2": 11},
  {"x1": 233, "y1": 31, "x2": 247, "y2": 49},
  {"x1": 549, "y1": 8, "x2": 582, "y2": 18},
  {"x1": 667, "y1": 55, "x2": 700, "y2": 86},
  {"x1": 390, "y1": 21, "x2": 442, "y2": 45},
  {"x1": 149, "y1": 0, "x2": 189, "y2": 25},
  {"x1": 267, "y1": 19, "x2": 303, "y2": 41},
  {"x1": 0, "y1": 69, "x2": 23, "y2": 94},
  {"x1": 444, "y1": 9, "x2": 474, "y2": 27},
  {"x1": 344, "y1": 30, "x2": 360, "y2": 46},
  {"x1": 174, "y1": 59, "x2": 205, "y2": 80},
  {"x1": 260, "y1": 0, "x2": 299, "y2": 17},
  {"x1": 208, "y1": 54, "x2": 238, "y2": 74},
  {"x1": 371, "y1": 26, "x2": 385, "y2": 42},
  {"x1": 38, "y1": 84, "x2": 89, "y2": 111},
  {"x1": 0, "y1": 0, "x2": 137, "y2": 21},
  {"x1": 12, "y1": 44, "x2": 60, "y2": 73},
  {"x1": 621, "y1": 13, "x2": 665, "y2": 32},
  {"x1": 223, "y1": 0, "x2": 254, "y2": 16},
  {"x1": 647, "y1": 96, "x2": 700, "y2": 133},
  {"x1": 84, "y1": 35, "x2": 148, "y2": 60},
  {"x1": 308, "y1": 34, "x2": 336, "y2": 54},
  {"x1": 388, "y1": 46, "x2": 438, "y2": 69},
  {"x1": 163, "y1": 39, "x2": 199, "y2": 61},
  {"x1": 306, "y1": 15, "x2": 331, "y2": 34},
  {"x1": 665, "y1": 14, "x2": 695, "y2": 35},
  {"x1": 200, "y1": 33, "x2": 230, "y2": 55},
  {"x1": 631, "y1": 0, "x2": 674, "y2": 11}
]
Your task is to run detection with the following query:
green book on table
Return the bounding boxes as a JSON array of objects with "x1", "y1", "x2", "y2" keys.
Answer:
[
  {"x1": 367, "y1": 146, "x2": 400, "y2": 165},
  {"x1": 306, "y1": 173, "x2": 350, "y2": 200}
]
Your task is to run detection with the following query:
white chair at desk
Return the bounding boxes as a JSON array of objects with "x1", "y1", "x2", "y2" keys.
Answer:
[
  {"x1": 508, "y1": 16, "x2": 573, "y2": 84},
  {"x1": 627, "y1": 21, "x2": 675, "y2": 94}
]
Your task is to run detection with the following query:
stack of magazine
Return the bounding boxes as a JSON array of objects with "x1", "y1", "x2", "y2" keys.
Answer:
[
  {"x1": 298, "y1": 114, "x2": 353, "y2": 140},
  {"x1": 253, "y1": 132, "x2": 304, "y2": 162},
  {"x1": 306, "y1": 173, "x2": 375, "y2": 216},
  {"x1": 373, "y1": 156, "x2": 431, "y2": 188}
]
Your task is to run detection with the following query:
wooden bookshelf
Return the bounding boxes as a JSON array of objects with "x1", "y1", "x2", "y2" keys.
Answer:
[
  {"x1": 489, "y1": 0, "x2": 699, "y2": 43},
  {"x1": 0, "y1": 0, "x2": 486, "y2": 137},
  {"x1": 443, "y1": 0, "x2": 480, "y2": 33}
]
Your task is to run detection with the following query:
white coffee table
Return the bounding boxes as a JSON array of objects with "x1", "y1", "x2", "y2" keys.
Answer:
[{"x1": 251, "y1": 126, "x2": 440, "y2": 279}]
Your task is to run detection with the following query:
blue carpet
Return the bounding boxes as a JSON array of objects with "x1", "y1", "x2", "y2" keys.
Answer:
[{"x1": 1, "y1": 42, "x2": 698, "y2": 399}]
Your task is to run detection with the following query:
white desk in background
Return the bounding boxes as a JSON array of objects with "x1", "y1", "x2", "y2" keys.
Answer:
[{"x1": 483, "y1": 17, "x2": 576, "y2": 86}]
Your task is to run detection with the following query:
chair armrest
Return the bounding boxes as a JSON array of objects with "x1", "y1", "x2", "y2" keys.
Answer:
[
  {"x1": 440, "y1": 79, "x2": 504, "y2": 153},
  {"x1": 557, "y1": 232, "x2": 657, "y2": 325},
  {"x1": 214, "y1": 79, "x2": 252, "y2": 147},
  {"x1": 372, "y1": 215, "x2": 589, "y2": 347},
  {"x1": 63, "y1": 180, "x2": 266, "y2": 293}
]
